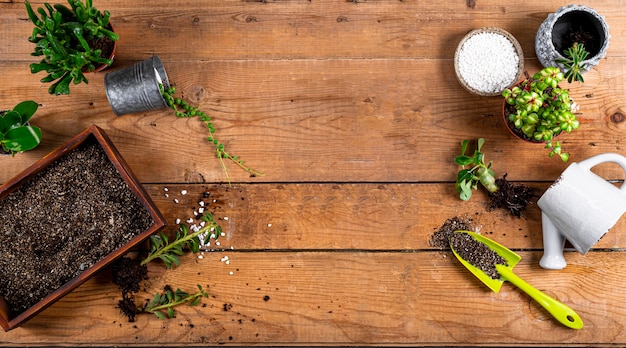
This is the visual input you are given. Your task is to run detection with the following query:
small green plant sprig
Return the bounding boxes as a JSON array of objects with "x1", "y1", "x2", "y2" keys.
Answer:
[
  {"x1": 141, "y1": 212, "x2": 221, "y2": 268},
  {"x1": 143, "y1": 285, "x2": 208, "y2": 320},
  {"x1": 160, "y1": 85, "x2": 264, "y2": 184},
  {"x1": 25, "y1": 0, "x2": 119, "y2": 95},
  {"x1": 454, "y1": 138, "x2": 498, "y2": 201},
  {"x1": 502, "y1": 67, "x2": 580, "y2": 162},
  {"x1": 556, "y1": 42, "x2": 589, "y2": 83},
  {"x1": 0, "y1": 101, "x2": 42, "y2": 155}
]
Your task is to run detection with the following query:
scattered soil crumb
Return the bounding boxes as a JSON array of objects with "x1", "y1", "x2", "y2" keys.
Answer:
[
  {"x1": 488, "y1": 175, "x2": 536, "y2": 217},
  {"x1": 449, "y1": 232, "x2": 507, "y2": 279},
  {"x1": 429, "y1": 216, "x2": 475, "y2": 250}
]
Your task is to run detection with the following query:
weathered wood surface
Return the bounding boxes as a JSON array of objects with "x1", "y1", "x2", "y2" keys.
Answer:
[{"x1": 2, "y1": 0, "x2": 626, "y2": 346}]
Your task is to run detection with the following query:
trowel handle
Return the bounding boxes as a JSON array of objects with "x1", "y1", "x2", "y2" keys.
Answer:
[{"x1": 495, "y1": 264, "x2": 583, "y2": 330}]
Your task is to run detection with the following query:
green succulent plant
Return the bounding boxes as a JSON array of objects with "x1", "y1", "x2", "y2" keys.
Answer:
[
  {"x1": 0, "y1": 101, "x2": 42, "y2": 155},
  {"x1": 502, "y1": 67, "x2": 580, "y2": 162},
  {"x1": 556, "y1": 42, "x2": 590, "y2": 83},
  {"x1": 25, "y1": 0, "x2": 119, "y2": 95}
]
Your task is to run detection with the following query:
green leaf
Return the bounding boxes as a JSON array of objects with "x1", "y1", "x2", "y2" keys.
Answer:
[
  {"x1": 13, "y1": 101, "x2": 38, "y2": 123},
  {"x1": 477, "y1": 138, "x2": 485, "y2": 152},
  {"x1": 454, "y1": 155, "x2": 472, "y2": 166},
  {"x1": 1, "y1": 111, "x2": 22, "y2": 129},
  {"x1": 460, "y1": 139, "x2": 468, "y2": 155},
  {"x1": 154, "y1": 311, "x2": 166, "y2": 320},
  {"x1": 167, "y1": 307, "x2": 175, "y2": 318},
  {"x1": 3, "y1": 126, "x2": 42, "y2": 152}
]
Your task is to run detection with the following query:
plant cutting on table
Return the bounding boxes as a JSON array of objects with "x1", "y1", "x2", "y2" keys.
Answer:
[
  {"x1": 454, "y1": 138, "x2": 535, "y2": 217},
  {"x1": 25, "y1": 0, "x2": 119, "y2": 95},
  {"x1": 114, "y1": 212, "x2": 222, "y2": 321},
  {"x1": 502, "y1": 67, "x2": 580, "y2": 161},
  {"x1": 0, "y1": 100, "x2": 42, "y2": 155},
  {"x1": 160, "y1": 84, "x2": 265, "y2": 184}
]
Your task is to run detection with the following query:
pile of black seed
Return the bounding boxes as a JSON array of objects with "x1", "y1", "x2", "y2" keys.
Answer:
[
  {"x1": 449, "y1": 232, "x2": 507, "y2": 279},
  {"x1": 429, "y1": 216, "x2": 474, "y2": 250},
  {"x1": 0, "y1": 138, "x2": 154, "y2": 315}
]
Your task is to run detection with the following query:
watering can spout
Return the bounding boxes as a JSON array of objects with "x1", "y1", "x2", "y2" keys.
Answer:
[{"x1": 539, "y1": 212, "x2": 567, "y2": 270}]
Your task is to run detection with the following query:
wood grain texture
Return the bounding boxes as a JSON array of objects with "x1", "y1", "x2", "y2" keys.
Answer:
[{"x1": 2, "y1": 0, "x2": 626, "y2": 345}]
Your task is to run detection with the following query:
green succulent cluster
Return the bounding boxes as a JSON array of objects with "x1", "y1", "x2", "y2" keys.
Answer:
[
  {"x1": 0, "y1": 101, "x2": 42, "y2": 155},
  {"x1": 502, "y1": 67, "x2": 580, "y2": 162},
  {"x1": 25, "y1": 0, "x2": 119, "y2": 95}
]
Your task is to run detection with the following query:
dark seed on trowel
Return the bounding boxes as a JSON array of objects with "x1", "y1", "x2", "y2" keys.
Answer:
[{"x1": 450, "y1": 232, "x2": 508, "y2": 279}]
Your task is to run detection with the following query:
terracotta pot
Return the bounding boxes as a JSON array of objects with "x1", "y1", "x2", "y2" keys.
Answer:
[
  {"x1": 91, "y1": 23, "x2": 118, "y2": 73},
  {"x1": 0, "y1": 125, "x2": 166, "y2": 331}
]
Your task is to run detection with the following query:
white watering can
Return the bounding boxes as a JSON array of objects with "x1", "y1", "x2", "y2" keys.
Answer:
[{"x1": 538, "y1": 153, "x2": 626, "y2": 270}]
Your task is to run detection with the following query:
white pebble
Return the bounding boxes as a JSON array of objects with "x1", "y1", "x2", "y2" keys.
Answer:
[
  {"x1": 186, "y1": 218, "x2": 194, "y2": 223},
  {"x1": 223, "y1": 217, "x2": 229, "y2": 221},
  {"x1": 175, "y1": 218, "x2": 181, "y2": 224},
  {"x1": 181, "y1": 190, "x2": 188, "y2": 195},
  {"x1": 457, "y1": 32, "x2": 519, "y2": 94},
  {"x1": 199, "y1": 201, "x2": 205, "y2": 207},
  {"x1": 173, "y1": 199, "x2": 179, "y2": 204},
  {"x1": 197, "y1": 254, "x2": 204, "y2": 259},
  {"x1": 164, "y1": 193, "x2": 169, "y2": 198},
  {"x1": 267, "y1": 223, "x2": 272, "y2": 228},
  {"x1": 198, "y1": 207, "x2": 204, "y2": 214},
  {"x1": 164, "y1": 187, "x2": 169, "y2": 192}
]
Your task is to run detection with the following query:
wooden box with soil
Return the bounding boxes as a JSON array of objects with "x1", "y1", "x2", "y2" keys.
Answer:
[{"x1": 0, "y1": 125, "x2": 166, "y2": 331}]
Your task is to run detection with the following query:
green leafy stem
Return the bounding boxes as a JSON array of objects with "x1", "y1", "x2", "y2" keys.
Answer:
[
  {"x1": 160, "y1": 84, "x2": 265, "y2": 184},
  {"x1": 143, "y1": 285, "x2": 208, "y2": 320},
  {"x1": 141, "y1": 212, "x2": 222, "y2": 269},
  {"x1": 454, "y1": 138, "x2": 498, "y2": 201}
]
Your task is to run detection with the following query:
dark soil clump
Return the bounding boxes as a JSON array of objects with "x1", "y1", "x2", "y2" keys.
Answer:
[
  {"x1": 429, "y1": 216, "x2": 475, "y2": 250},
  {"x1": 0, "y1": 138, "x2": 153, "y2": 315},
  {"x1": 112, "y1": 256, "x2": 148, "y2": 322},
  {"x1": 449, "y1": 232, "x2": 507, "y2": 279},
  {"x1": 488, "y1": 175, "x2": 536, "y2": 218}
]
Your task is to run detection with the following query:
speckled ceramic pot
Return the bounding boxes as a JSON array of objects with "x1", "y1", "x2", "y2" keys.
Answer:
[{"x1": 535, "y1": 5, "x2": 610, "y2": 73}]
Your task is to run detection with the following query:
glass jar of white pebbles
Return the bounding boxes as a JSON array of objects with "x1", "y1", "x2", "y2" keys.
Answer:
[{"x1": 454, "y1": 27, "x2": 524, "y2": 96}]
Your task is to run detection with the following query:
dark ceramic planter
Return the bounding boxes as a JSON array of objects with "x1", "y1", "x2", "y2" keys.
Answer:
[
  {"x1": 104, "y1": 55, "x2": 170, "y2": 116},
  {"x1": 0, "y1": 125, "x2": 166, "y2": 331}
]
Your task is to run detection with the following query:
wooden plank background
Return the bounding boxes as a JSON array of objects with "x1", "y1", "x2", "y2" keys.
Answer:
[{"x1": 1, "y1": 0, "x2": 626, "y2": 346}]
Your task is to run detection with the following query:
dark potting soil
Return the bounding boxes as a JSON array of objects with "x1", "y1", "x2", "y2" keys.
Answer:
[
  {"x1": 0, "y1": 138, "x2": 153, "y2": 315},
  {"x1": 553, "y1": 12, "x2": 603, "y2": 57},
  {"x1": 112, "y1": 256, "x2": 147, "y2": 322},
  {"x1": 449, "y1": 232, "x2": 507, "y2": 280},
  {"x1": 429, "y1": 216, "x2": 475, "y2": 250},
  {"x1": 488, "y1": 175, "x2": 536, "y2": 218}
]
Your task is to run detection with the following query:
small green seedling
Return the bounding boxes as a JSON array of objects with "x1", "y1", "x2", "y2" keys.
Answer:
[
  {"x1": 160, "y1": 85, "x2": 264, "y2": 184},
  {"x1": 0, "y1": 100, "x2": 42, "y2": 155},
  {"x1": 454, "y1": 138, "x2": 498, "y2": 201},
  {"x1": 143, "y1": 285, "x2": 208, "y2": 320},
  {"x1": 141, "y1": 212, "x2": 221, "y2": 268}
]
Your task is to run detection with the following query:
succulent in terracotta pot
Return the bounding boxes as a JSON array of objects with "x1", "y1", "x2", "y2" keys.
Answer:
[
  {"x1": 502, "y1": 67, "x2": 580, "y2": 162},
  {"x1": 25, "y1": 0, "x2": 119, "y2": 95},
  {"x1": 0, "y1": 100, "x2": 42, "y2": 155}
]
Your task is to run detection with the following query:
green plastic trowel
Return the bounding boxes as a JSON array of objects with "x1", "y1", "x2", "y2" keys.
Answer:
[{"x1": 449, "y1": 230, "x2": 583, "y2": 330}]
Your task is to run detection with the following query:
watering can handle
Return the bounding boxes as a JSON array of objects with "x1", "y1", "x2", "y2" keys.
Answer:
[
  {"x1": 578, "y1": 153, "x2": 626, "y2": 191},
  {"x1": 495, "y1": 264, "x2": 584, "y2": 329}
]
